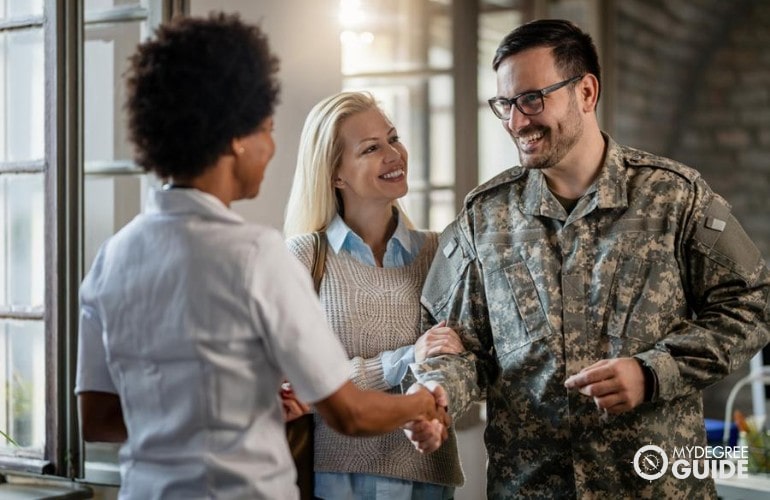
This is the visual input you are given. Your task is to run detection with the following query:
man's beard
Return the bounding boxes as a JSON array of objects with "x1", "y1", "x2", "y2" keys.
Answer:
[{"x1": 515, "y1": 100, "x2": 583, "y2": 170}]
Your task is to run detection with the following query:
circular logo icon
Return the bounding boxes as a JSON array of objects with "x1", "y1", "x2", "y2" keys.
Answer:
[{"x1": 633, "y1": 444, "x2": 668, "y2": 481}]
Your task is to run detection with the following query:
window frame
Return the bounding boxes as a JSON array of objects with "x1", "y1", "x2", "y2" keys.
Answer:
[
  {"x1": 0, "y1": 0, "x2": 68, "y2": 476},
  {"x1": 0, "y1": 0, "x2": 182, "y2": 481}
]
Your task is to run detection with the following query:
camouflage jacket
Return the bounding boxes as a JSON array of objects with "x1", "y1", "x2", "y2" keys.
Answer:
[{"x1": 412, "y1": 136, "x2": 770, "y2": 499}]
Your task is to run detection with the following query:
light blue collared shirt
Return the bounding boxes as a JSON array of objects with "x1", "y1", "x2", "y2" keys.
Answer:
[
  {"x1": 325, "y1": 211, "x2": 426, "y2": 268},
  {"x1": 317, "y1": 213, "x2": 452, "y2": 500}
]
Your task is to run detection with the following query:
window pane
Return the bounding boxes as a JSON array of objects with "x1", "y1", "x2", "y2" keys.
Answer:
[
  {"x1": 429, "y1": 75, "x2": 454, "y2": 186},
  {"x1": 0, "y1": 0, "x2": 43, "y2": 19},
  {"x1": 427, "y1": 0, "x2": 451, "y2": 68},
  {"x1": 85, "y1": 21, "x2": 145, "y2": 165},
  {"x1": 0, "y1": 319, "x2": 45, "y2": 453},
  {"x1": 0, "y1": 29, "x2": 44, "y2": 162},
  {"x1": 84, "y1": 442, "x2": 120, "y2": 485},
  {"x1": 478, "y1": 107, "x2": 518, "y2": 183},
  {"x1": 429, "y1": 188, "x2": 454, "y2": 231},
  {"x1": 0, "y1": 174, "x2": 44, "y2": 310},
  {"x1": 340, "y1": 0, "x2": 451, "y2": 74},
  {"x1": 478, "y1": 9, "x2": 521, "y2": 100},
  {"x1": 85, "y1": 0, "x2": 146, "y2": 10},
  {"x1": 84, "y1": 174, "x2": 151, "y2": 269},
  {"x1": 400, "y1": 189, "x2": 427, "y2": 231}
]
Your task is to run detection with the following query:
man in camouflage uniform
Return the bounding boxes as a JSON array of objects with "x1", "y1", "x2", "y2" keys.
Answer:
[{"x1": 405, "y1": 19, "x2": 770, "y2": 499}]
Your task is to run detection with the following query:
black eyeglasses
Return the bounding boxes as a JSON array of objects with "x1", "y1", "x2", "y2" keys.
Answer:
[{"x1": 488, "y1": 75, "x2": 583, "y2": 120}]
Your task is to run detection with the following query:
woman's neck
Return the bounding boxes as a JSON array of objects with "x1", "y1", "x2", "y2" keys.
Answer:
[
  {"x1": 343, "y1": 204, "x2": 398, "y2": 267},
  {"x1": 167, "y1": 157, "x2": 239, "y2": 207}
]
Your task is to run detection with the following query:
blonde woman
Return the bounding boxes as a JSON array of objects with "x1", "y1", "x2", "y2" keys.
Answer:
[{"x1": 283, "y1": 91, "x2": 465, "y2": 499}]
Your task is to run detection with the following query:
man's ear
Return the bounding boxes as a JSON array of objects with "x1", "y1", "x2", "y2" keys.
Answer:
[{"x1": 579, "y1": 74, "x2": 600, "y2": 113}]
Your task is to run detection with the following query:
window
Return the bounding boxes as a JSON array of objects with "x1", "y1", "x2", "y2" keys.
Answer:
[
  {"x1": 0, "y1": 0, "x2": 171, "y2": 481},
  {"x1": 0, "y1": 0, "x2": 52, "y2": 473},
  {"x1": 338, "y1": 0, "x2": 524, "y2": 231}
]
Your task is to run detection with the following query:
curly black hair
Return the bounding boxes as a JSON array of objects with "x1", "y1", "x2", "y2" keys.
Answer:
[{"x1": 126, "y1": 12, "x2": 280, "y2": 179}]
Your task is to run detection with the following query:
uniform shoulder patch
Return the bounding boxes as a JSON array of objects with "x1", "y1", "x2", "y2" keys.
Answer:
[
  {"x1": 463, "y1": 165, "x2": 525, "y2": 207},
  {"x1": 623, "y1": 146, "x2": 700, "y2": 184}
]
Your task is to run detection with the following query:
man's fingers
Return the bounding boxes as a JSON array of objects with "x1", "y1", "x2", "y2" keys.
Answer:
[
  {"x1": 430, "y1": 383, "x2": 450, "y2": 409},
  {"x1": 584, "y1": 358, "x2": 611, "y2": 370},
  {"x1": 565, "y1": 364, "x2": 613, "y2": 389},
  {"x1": 405, "y1": 419, "x2": 446, "y2": 454},
  {"x1": 594, "y1": 393, "x2": 626, "y2": 412},
  {"x1": 577, "y1": 379, "x2": 619, "y2": 398}
]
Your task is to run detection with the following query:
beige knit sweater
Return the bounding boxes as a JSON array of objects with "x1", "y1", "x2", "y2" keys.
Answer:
[{"x1": 286, "y1": 231, "x2": 463, "y2": 487}]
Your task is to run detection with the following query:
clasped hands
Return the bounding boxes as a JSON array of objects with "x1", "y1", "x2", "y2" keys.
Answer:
[
  {"x1": 281, "y1": 321, "x2": 463, "y2": 453},
  {"x1": 403, "y1": 321, "x2": 464, "y2": 453}
]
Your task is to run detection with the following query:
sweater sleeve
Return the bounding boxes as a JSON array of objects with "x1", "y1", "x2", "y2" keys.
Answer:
[
  {"x1": 348, "y1": 353, "x2": 389, "y2": 391},
  {"x1": 348, "y1": 345, "x2": 416, "y2": 391},
  {"x1": 285, "y1": 233, "x2": 315, "y2": 272}
]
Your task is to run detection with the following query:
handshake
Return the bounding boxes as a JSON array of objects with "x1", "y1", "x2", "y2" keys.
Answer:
[
  {"x1": 402, "y1": 380, "x2": 452, "y2": 454},
  {"x1": 281, "y1": 321, "x2": 463, "y2": 450},
  {"x1": 281, "y1": 379, "x2": 452, "y2": 452}
]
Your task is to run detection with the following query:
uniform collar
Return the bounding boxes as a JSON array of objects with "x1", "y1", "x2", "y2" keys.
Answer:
[{"x1": 519, "y1": 133, "x2": 628, "y2": 217}]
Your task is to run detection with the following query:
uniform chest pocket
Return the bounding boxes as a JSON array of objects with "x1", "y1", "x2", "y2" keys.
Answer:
[
  {"x1": 486, "y1": 260, "x2": 554, "y2": 356},
  {"x1": 604, "y1": 256, "x2": 683, "y2": 346}
]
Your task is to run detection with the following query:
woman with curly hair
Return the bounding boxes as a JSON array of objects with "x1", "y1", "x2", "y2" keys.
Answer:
[{"x1": 75, "y1": 14, "x2": 448, "y2": 500}]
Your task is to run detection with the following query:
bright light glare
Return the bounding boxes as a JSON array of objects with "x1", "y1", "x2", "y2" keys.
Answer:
[
  {"x1": 340, "y1": 30, "x2": 358, "y2": 45},
  {"x1": 339, "y1": 0, "x2": 365, "y2": 27},
  {"x1": 340, "y1": 30, "x2": 375, "y2": 47}
]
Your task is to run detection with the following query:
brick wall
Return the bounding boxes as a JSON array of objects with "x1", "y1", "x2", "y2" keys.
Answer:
[
  {"x1": 612, "y1": 0, "x2": 769, "y2": 260},
  {"x1": 671, "y1": 1, "x2": 770, "y2": 261},
  {"x1": 611, "y1": 0, "x2": 770, "y2": 419}
]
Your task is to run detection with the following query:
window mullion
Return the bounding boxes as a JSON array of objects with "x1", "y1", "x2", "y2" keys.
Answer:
[{"x1": 45, "y1": 0, "x2": 84, "y2": 478}]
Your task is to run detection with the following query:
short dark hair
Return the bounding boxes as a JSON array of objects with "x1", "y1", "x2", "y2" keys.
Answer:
[
  {"x1": 492, "y1": 19, "x2": 601, "y2": 101},
  {"x1": 126, "y1": 12, "x2": 280, "y2": 179}
]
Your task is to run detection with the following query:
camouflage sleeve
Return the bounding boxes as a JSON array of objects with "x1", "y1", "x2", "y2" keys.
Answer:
[
  {"x1": 636, "y1": 179, "x2": 770, "y2": 401},
  {"x1": 408, "y1": 217, "x2": 497, "y2": 419}
]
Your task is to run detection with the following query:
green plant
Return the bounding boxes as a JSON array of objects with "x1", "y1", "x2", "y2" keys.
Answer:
[
  {"x1": 0, "y1": 428, "x2": 18, "y2": 447},
  {"x1": 1, "y1": 372, "x2": 31, "y2": 448}
]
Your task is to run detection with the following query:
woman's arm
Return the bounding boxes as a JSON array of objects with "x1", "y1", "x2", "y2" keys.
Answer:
[
  {"x1": 314, "y1": 380, "x2": 448, "y2": 437},
  {"x1": 78, "y1": 391, "x2": 127, "y2": 442}
]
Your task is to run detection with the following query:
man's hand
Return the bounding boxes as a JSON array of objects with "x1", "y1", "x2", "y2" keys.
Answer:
[
  {"x1": 415, "y1": 321, "x2": 465, "y2": 362},
  {"x1": 403, "y1": 381, "x2": 452, "y2": 453},
  {"x1": 281, "y1": 382, "x2": 311, "y2": 422},
  {"x1": 403, "y1": 418, "x2": 447, "y2": 454},
  {"x1": 564, "y1": 358, "x2": 645, "y2": 414}
]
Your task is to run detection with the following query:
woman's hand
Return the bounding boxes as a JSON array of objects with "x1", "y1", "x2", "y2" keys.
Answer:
[
  {"x1": 414, "y1": 321, "x2": 465, "y2": 362},
  {"x1": 281, "y1": 382, "x2": 311, "y2": 421}
]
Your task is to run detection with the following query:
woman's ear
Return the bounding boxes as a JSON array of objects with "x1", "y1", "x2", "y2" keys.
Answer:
[
  {"x1": 230, "y1": 137, "x2": 245, "y2": 156},
  {"x1": 333, "y1": 177, "x2": 346, "y2": 188}
]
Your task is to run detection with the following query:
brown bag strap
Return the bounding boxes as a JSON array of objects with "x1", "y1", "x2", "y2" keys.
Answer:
[{"x1": 310, "y1": 231, "x2": 327, "y2": 294}]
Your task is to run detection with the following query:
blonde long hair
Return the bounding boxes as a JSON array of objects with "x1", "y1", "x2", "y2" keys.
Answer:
[{"x1": 283, "y1": 91, "x2": 412, "y2": 237}]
